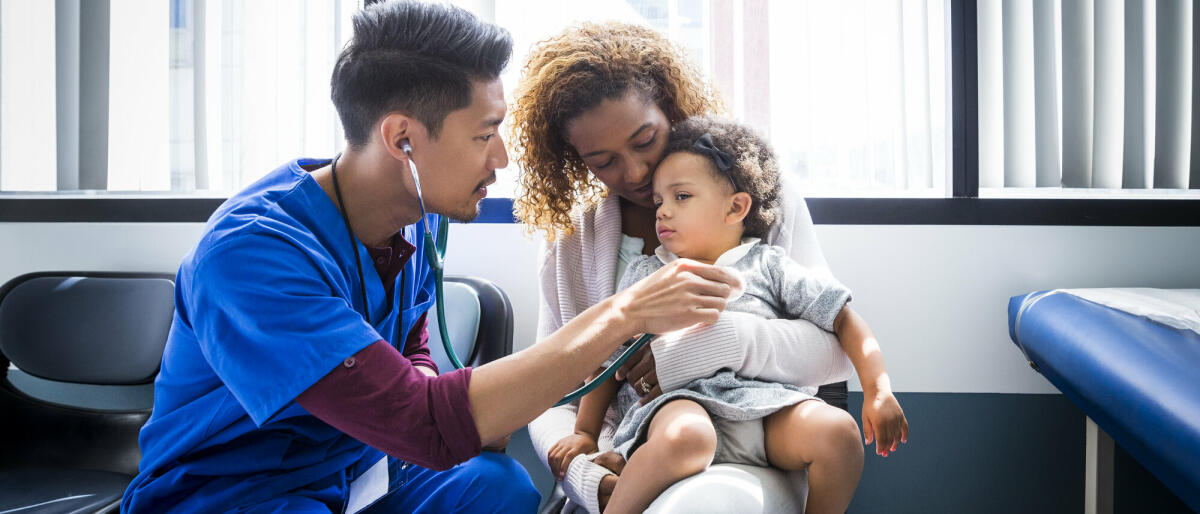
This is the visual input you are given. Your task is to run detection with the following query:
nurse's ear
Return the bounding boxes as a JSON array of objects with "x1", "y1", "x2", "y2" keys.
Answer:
[{"x1": 378, "y1": 113, "x2": 420, "y2": 164}]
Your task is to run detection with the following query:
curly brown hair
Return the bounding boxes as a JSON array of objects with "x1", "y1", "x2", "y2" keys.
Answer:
[
  {"x1": 664, "y1": 116, "x2": 781, "y2": 239},
  {"x1": 509, "y1": 22, "x2": 723, "y2": 237}
]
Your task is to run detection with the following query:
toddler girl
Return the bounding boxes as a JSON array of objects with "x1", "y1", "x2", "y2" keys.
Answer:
[{"x1": 550, "y1": 116, "x2": 909, "y2": 514}]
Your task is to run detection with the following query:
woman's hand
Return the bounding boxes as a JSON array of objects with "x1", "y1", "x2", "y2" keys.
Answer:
[
  {"x1": 615, "y1": 346, "x2": 662, "y2": 404},
  {"x1": 615, "y1": 259, "x2": 741, "y2": 336},
  {"x1": 548, "y1": 432, "x2": 600, "y2": 480},
  {"x1": 861, "y1": 390, "x2": 909, "y2": 457}
]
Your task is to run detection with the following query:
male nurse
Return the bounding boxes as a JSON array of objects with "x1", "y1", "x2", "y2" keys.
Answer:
[{"x1": 122, "y1": 1, "x2": 739, "y2": 512}]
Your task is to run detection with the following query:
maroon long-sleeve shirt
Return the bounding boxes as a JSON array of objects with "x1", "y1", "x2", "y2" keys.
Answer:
[{"x1": 295, "y1": 235, "x2": 481, "y2": 470}]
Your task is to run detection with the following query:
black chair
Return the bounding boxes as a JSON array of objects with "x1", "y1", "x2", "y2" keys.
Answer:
[
  {"x1": 426, "y1": 275, "x2": 514, "y2": 370},
  {"x1": 0, "y1": 272, "x2": 174, "y2": 514},
  {"x1": 817, "y1": 381, "x2": 849, "y2": 411}
]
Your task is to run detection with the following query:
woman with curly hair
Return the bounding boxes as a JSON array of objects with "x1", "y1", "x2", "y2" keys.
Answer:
[{"x1": 512, "y1": 22, "x2": 861, "y2": 513}]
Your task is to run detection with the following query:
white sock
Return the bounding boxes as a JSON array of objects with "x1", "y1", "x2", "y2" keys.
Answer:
[{"x1": 562, "y1": 453, "x2": 615, "y2": 514}]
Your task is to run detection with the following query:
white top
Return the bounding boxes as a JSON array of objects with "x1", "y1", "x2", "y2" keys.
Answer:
[
  {"x1": 614, "y1": 234, "x2": 646, "y2": 292},
  {"x1": 652, "y1": 236, "x2": 759, "y2": 265},
  {"x1": 652, "y1": 237, "x2": 759, "y2": 302}
]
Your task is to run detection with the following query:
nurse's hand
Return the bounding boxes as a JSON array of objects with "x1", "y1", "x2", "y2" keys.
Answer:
[
  {"x1": 617, "y1": 259, "x2": 740, "y2": 335},
  {"x1": 614, "y1": 346, "x2": 661, "y2": 404}
]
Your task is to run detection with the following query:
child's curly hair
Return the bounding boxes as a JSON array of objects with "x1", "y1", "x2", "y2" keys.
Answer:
[
  {"x1": 509, "y1": 22, "x2": 723, "y2": 238},
  {"x1": 664, "y1": 116, "x2": 781, "y2": 239}
]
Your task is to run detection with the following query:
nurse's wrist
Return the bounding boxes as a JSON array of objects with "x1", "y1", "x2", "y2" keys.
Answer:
[{"x1": 601, "y1": 293, "x2": 643, "y2": 343}]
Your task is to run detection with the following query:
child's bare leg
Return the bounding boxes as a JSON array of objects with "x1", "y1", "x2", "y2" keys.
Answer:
[
  {"x1": 593, "y1": 452, "x2": 625, "y2": 511},
  {"x1": 763, "y1": 400, "x2": 864, "y2": 514},
  {"x1": 604, "y1": 400, "x2": 717, "y2": 513}
]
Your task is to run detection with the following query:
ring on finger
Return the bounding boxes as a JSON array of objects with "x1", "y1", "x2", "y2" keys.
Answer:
[{"x1": 638, "y1": 377, "x2": 653, "y2": 394}]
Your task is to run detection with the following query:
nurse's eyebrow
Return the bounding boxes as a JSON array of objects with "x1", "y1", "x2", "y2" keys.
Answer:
[{"x1": 579, "y1": 122, "x2": 653, "y2": 158}]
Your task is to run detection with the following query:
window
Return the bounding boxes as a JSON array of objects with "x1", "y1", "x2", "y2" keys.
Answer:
[
  {"x1": 0, "y1": 0, "x2": 1196, "y2": 215},
  {"x1": 976, "y1": 0, "x2": 1200, "y2": 198},
  {"x1": 490, "y1": 0, "x2": 949, "y2": 198},
  {"x1": 0, "y1": 1, "x2": 57, "y2": 192},
  {"x1": 168, "y1": 0, "x2": 356, "y2": 193},
  {"x1": 0, "y1": 0, "x2": 356, "y2": 195},
  {"x1": 0, "y1": 0, "x2": 948, "y2": 198}
]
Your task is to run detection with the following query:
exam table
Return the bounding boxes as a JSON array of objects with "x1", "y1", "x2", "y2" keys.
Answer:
[{"x1": 1008, "y1": 288, "x2": 1200, "y2": 512}]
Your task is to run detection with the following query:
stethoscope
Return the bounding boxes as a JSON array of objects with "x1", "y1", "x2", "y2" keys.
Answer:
[{"x1": 332, "y1": 144, "x2": 655, "y2": 407}]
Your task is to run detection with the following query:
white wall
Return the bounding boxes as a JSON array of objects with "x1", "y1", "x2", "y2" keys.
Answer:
[{"x1": 3, "y1": 222, "x2": 1197, "y2": 395}]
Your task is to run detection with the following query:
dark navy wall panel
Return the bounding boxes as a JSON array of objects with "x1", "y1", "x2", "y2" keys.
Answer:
[{"x1": 848, "y1": 392, "x2": 1084, "y2": 513}]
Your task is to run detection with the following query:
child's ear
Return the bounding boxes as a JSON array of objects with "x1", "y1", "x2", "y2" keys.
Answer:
[{"x1": 726, "y1": 192, "x2": 752, "y2": 225}]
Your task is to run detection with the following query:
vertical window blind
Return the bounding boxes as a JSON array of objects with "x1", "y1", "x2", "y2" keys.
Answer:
[
  {"x1": 978, "y1": 0, "x2": 1199, "y2": 193},
  {"x1": 0, "y1": 0, "x2": 357, "y2": 194}
]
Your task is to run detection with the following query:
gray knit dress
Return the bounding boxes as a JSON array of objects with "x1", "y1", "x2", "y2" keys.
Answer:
[{"x1": 607, "y1": 240, "x2": 852, "y2": 458}]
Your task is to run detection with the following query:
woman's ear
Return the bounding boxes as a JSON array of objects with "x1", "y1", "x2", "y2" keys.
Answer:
[{"x1": 726, "y1": 192, "x2": 752, "y2": 225}]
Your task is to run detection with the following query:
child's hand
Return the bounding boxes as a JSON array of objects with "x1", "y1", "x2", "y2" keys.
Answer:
[
  {"x1": 861, "y1": 390, "x2": 909, "y2": 457},
  {"x1": 548, "y1": 432, "x2": 599, "y2": 480}
]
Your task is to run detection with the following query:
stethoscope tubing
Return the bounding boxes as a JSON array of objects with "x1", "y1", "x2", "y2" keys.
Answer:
[
  {"x1": 426, "y1": 206, "x2": 655, "y2": 406},
  {"x1": 405, "y1": 148, "x2": 656, "y2": 407}
]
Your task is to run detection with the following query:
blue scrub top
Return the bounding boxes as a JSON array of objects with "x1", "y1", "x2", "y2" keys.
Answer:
[{"x1": 122, "y1": 159, "x2": 444, "y2": 512}]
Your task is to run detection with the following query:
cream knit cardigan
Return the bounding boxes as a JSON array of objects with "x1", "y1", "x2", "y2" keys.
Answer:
[{"x1": 529, "y1": 176, "x2": 854, "y2": 480}]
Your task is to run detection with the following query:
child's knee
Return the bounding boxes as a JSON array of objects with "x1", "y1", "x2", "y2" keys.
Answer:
[
  {"x1": 817, "y1": 410, "x2": 864, "y2": 462},
  {"x1": 654, "y1": 417, "x2": 717, "y2": 467},
  {"x1": 667, "y1": 418, "x2": 717, "y2": 449}
]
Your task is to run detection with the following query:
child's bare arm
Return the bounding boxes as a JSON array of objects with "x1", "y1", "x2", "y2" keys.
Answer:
[
  {"x1": 547, "y1": 369, "x2": 620, "y2": 479},
  {"x1": 832, "y1": 306, "x2": 909, "y2": 456},
  {"x1": 831, "y1": 307, "x2": 888, "y2": 393},
  {"x1": 576, "y1": 370, "x2": 621, "y2": 438}
]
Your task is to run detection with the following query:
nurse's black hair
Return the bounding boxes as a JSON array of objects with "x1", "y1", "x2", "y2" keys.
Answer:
[{"x1": 332, "y1": 0, "x2": 512, "y2": 147}]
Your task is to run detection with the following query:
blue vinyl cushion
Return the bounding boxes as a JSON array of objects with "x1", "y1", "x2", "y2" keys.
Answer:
[
  {"x1": 1008, "y1": 291, "x2": 1200, "y2": 511},
  {"x1": 427, "y1": 281, "x2": 481, "y2": 373}
]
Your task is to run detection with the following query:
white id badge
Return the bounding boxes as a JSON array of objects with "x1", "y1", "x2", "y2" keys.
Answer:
[{"x1": 346, "y1": 457, "x2": 389, "y2": 513}]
